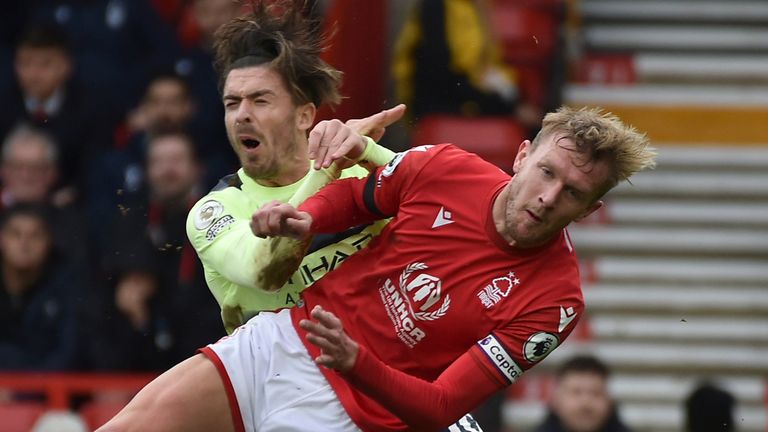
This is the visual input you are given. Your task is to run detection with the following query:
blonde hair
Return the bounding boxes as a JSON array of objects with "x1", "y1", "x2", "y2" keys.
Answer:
[{"x1": 533, "y1": 106, "x2": 656, "y2": 193}]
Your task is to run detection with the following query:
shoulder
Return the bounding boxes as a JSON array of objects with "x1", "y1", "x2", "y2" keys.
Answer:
[
  {"x1": 186, "y1": 180, "x2": 245, "y2": 242},
  {"x1": 383, "y1": 144, "x2": 508, "y2": 185},
  {"x1": 210, "y1": 172, "x2": 244, "y2": 192}
]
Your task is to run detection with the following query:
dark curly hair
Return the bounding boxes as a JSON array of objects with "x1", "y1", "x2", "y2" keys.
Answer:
[{"x1": 213, "y1": 0, "x2": 341, "y2": 108}]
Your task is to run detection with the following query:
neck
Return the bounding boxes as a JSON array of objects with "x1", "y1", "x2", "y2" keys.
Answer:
[
  {"x1": 255, "y1": 164, "x2": 310, "y2": 187},
  {"x1": 492, "y1": 184, "x2": 517, "y2": 247},
  {"x1": 255, "y1": 139, "x2": 311, "y2": 187},
  {"x1": 2, "y1": 263, "x2": 43, "y2": 296}
]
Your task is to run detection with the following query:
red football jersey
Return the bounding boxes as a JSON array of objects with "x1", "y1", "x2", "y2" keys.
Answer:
[{"x1": 291, "y1": 144, "x2": 584, "y2": 431}]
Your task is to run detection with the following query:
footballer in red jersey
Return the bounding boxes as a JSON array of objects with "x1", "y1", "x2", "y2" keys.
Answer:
[{"x1": 285, "y1": 142, "x2": 585, "y2": 431}]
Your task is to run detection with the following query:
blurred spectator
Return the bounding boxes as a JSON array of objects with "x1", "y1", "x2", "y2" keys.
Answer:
[
  {"x1": 86, "y1": 132, "x2": 223, "y2": 371},
  {"x1": 0, "y1": 22, "x2": 115, "y2": 202},
  {"x1": 0, "y1": 2, "x2": 33, "y2": 87},
  {"x1": 534, "y1": 355, "x2": 632, "y2": 432},
  {"x1": 0, "y1": 125, "x2": 89, "y2": 271},
  {"x1": 685, "y1": 382, "x2": 735, "y2": 432},
  {"x1": 392, "y1": 0, "x2": 540, "y2": 127},
  {"x1": 29, "y1": 0, "x2": 181, "y2": 113},
  {"x1": 116, "y1": 71, "x2": 197, "y2": 194},
  {"x1": 0, "y1": 204, "x2": 83, "y2": 371},
  {"x1": 88, "y1": 71, "x2": 197, "y2": 257},
  {"x1": 173, "y1": 0, "x2": 242, "y2": 185}
]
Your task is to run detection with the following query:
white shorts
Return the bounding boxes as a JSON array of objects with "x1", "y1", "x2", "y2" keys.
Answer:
[{"x1": 200, "y1": 308, "x2": 360, "y2": 432}]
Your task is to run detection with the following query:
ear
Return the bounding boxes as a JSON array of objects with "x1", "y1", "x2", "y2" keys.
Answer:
[
  {"x1": 512, "y1": 140, "x2": 532, "y2": 174},
  {"x1": 295, "y1": 102, "x2": 316, "y2": 132},
  {"x1": 574, "y1": 200, "x2": 604, "y2": 222}
]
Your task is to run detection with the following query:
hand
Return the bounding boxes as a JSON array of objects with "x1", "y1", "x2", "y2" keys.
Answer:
[
  {"x1": 250, "y1": 200, "x2": 312, "y2": 240},
  {"x1": 299, "y1": 305, "x2": 359, "y2": 372},
  {"x1": 308, "y1": 119, "x2": 365, "y2": 170},
  {"x1": 115, "y1": 272, "x2": 156, "y2": 329},
  {"x1": 308, "y1": 104, "x2": 406, "y2": 170}
]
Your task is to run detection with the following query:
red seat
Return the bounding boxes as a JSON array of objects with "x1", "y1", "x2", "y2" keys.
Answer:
[
  {"x1": 489, "y1": 3, "x2": 562, "y2": 64},
  {"x1": 411, "y1": 116, "x2": 524, "y2": 172},
  {"x1": 79, "y1": 401, "x2": 128, "y2": 430},
  {"x1": 0, "y1": 402, "x2": 47, "y2": 432}
]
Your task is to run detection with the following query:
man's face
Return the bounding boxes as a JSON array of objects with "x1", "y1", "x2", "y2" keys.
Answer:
[
  {"x1": 0, "y1": 138, "x2": 57, "y2": 203},
  {"x1": 0, "y1": 214, "x2": 51, "y2": 273},
  {"x1": 498, "y1": 134, "x2": 608, "y2": 248},
  {"x1": 222, "y1": 65, "x2": 313, "y2": 184},
  {"x1": 143, "y1": 79, "x2": 193, "y2": 132},
  {"x1": 147, "y1": 135, "x2": 199, "y2": 203},
  {"x1": 15, "y1": 46, "x2": 71, "y2": 100},
  {"x1": 552, "y1": 372, "x2": 613, "y2": 432}
]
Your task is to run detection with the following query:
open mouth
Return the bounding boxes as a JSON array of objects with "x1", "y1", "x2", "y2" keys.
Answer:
[
  {"x1": 241, "y1": 138, "x2": 261, "y2": 149},
  {"x1": 526, "y1": 210, "x2": 542, "y2": 222}
]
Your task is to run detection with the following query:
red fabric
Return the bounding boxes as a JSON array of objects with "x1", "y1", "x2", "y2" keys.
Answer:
[
  {"x1": 344, "y1": 345, "x2": 504, "y2": 430},
  {"x1": 199, "y1": 347, "x2": 245, "y2": 432},
  {"x1": 299, "y1": 177, "x2": 380, "y2": 233},
  {"x1": 291, "y1": 144, "x2": 584, "y2": 431}
]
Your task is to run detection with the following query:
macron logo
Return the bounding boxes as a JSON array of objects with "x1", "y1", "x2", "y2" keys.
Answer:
[
  {"x1": 432, "y1": 206, "x2": 455, "y2": 229},
  {"x1": 558, "y1": 306, "x2": 577, "y2": 333}
]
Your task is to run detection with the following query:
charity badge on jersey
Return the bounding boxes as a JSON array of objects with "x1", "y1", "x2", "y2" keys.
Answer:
[{"x1": 379, "y1": 262, "x2": 451, "y2": 348}]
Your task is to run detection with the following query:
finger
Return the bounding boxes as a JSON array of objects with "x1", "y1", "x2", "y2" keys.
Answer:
[
  {"x1": 322, "y1": 121, "x2": 347, "y2": 168},
  {"x1": 367, "y1": 127, "x2": 386, "y2": 143},
  {"x1": 305, "y1": 333, "x2": 338, "y2": 353},
  {"x1": 307, "y1": 122, "x2": 328, "y2": 161},
  {"x1": 285, "y1": 217, "x2": 310, "y2": 239},
  {"x1": 251, "y1": 208, "x2": 270, "y2": 237},
  {"x1": 310, "y1": 306, "x2": 344, "y2": 330},
  {"x1": 315, "y1": 120, "x2": 344, "y2": 169},
  {"x1": 299, "y1": 317, "x2": 339, "y2": 341},
  {"x1": 347, "y1": 104, "x2": 406, "y2": 136},
  {"x1": 329, "y1": 131, "x2": 363, "y2": 160},
  {"x1": 250, "y1": 219, "x2": 266, "y2": 238},
  {"x1": 266, "y1": 204, "x2": 296, "y2": 234},
  {"x1": 314, "y1": 354, "x2": 337, "y2": 367}
]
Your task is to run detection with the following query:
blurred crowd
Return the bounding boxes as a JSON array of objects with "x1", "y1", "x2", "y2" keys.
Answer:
[{"x1": 0, "y1": 0, "x2": 246, "y2": 373}]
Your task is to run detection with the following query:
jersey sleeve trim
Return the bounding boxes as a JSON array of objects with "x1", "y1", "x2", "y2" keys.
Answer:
[{"x1": 363, "y1": 173, "x2": 388, "y2": 217}]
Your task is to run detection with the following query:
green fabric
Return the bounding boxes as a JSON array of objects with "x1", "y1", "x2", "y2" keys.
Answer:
[{"x1": 187, "y1": 143, "x2": 394, "y2": 333}]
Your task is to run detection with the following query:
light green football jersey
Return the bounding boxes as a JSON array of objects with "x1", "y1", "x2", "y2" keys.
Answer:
[{"x1": 187, "y1": 162, "x2": 389, "y2": 334}]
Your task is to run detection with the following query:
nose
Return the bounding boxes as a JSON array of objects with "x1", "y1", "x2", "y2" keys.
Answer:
[
  {"x1": 538, "y1": 183, "x2": 561, "y2": 208},
  {"x1": 234, "y1": 100, "x2": 251, "y2": 125}
]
